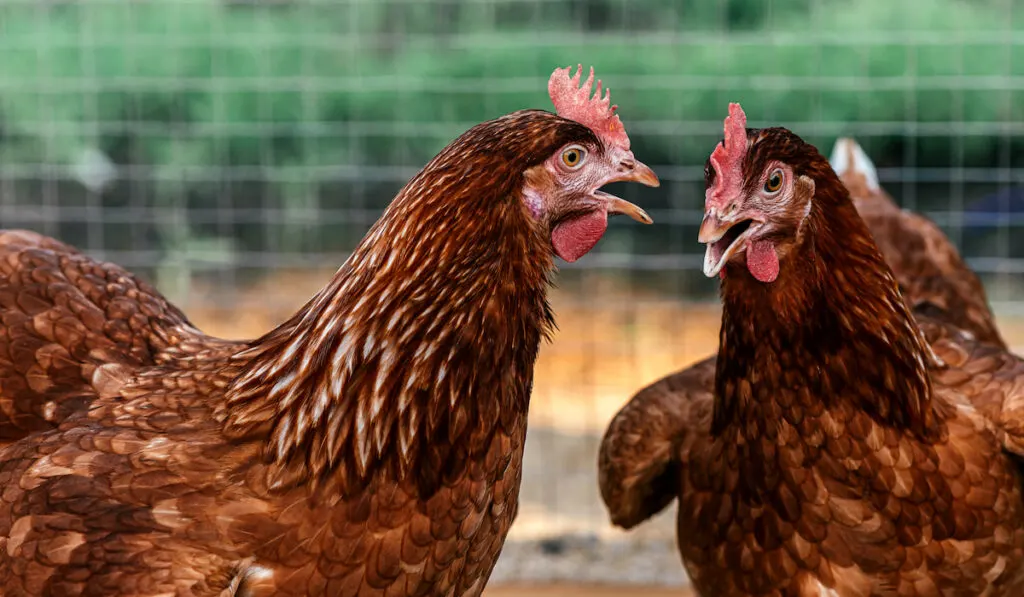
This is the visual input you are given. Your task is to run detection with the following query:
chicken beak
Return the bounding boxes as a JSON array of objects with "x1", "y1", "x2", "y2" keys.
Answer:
[
  {"x1": 620, "y1": 158, "x2": 660, "y2": 188},
  {"x1": 594, "y1": 155, "x2": 658, "y2": 225},
  {"x1": 595, "y1": 190, "x2": 653, "y2": 224},
  {"x1": 699, "y1": 210, "x2": 735, "y2": 278},
  {"x1": 698, "y1": 208, "x2": 762, "y2": 278},
  {"x1": 698, "y1": 211, "x2": 729, "y2": 244},
  {"x1": 605, "y1": 152, "x2": 660, "y2": 189}
]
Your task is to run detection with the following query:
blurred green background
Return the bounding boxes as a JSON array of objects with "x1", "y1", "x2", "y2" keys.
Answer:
[{"x1": 0, "y1": 0, "x2": 1022, "y2": 305}]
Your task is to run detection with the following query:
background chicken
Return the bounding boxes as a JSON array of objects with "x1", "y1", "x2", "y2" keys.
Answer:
[
  {"x1": 830, "y1": 138, "x2": 1005, "y2": 349},
  {"x1": 0, "y1": 65, "x2": 658, "y2": 596},
  {"x1": 599, "y1": 104, "x2": 1024, "y2": 595}
]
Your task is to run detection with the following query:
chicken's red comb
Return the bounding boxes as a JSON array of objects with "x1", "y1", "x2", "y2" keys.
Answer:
[
  {"x1": 707, "y1": 102, "x2": 749, "y2": 209},
  {"x1": 548, "y1": 64, "x2": 630, "y2": 150}
]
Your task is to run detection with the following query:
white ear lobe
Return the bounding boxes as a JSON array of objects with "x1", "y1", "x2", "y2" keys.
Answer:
[{"x1": 829, "y1": 138, "x2": 879, "y2": 192}]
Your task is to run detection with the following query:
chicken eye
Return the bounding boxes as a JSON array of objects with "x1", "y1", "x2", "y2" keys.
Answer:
[
  {"x1": 764, "y1": 169, "x2": 783, "y2": 193},
  {"x1": 560, "y1": 146, "x2": 587, "y2": 169}
]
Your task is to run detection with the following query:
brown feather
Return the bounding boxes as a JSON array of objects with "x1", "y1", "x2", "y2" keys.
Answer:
[
  {"x1": 835, "y1": 138, "x2": 1006, "y2": 349},
  {"x1": 221, "y1": 111, "x2": 596, "y2": 495},
  {"x1": 0, "y1": 230, "x2": 212, "y2": 446},
  {"x1": 0, "y1": 109, "x2": 631, "y2": 596},
  {"x1": 600, "y1": 130, "x2": 1024, "y2": 596}
]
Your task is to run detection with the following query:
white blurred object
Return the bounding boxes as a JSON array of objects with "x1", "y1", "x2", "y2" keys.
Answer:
[{"x1": 70, "y1": 146, "x2": 118, "y2": 194}]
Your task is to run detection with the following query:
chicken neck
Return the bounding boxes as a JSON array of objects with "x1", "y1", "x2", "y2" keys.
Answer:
[
  {"x1": 222, "y1": 174, "x2": 556, "y2": 496},
  {"x1": 712, "y1": 182, "x2": 943, "y2": 452}
]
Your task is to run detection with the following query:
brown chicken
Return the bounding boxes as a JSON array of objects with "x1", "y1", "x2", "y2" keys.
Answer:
[
  {"x1": 830, "y1": 137, "x2": 1004, "y2": 348},
  {"x1": 598, "y1": 103, "x2": 1024, "y2": 596},
  {"x1": 596, "y1": 137, "x2": 1007, "y2": 536},
  {"x1": 0, "y1": 65, "x2": 659, "y2": 596},
  {"x1": 0, "y1": 230, "x2": 222, "y2": 447}
]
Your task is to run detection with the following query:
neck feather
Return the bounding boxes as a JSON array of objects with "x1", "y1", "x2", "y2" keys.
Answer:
[
  {"x1": 713, "y1": 180, "x2": 941, "y2": 441},
  {"x1": 224, "y1": 177, "x2": 555, "y2": 494}
]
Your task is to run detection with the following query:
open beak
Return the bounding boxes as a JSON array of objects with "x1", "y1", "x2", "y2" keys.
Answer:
[
  {"x1": 698, "y1": 208, "x2": 762, "y2": 277},
  {"x1": 596, "y1": 156, "x2": 659, "y2": 225},
  {"x1": 593, "y1": 190, "x2": 652, "y2": 224}
]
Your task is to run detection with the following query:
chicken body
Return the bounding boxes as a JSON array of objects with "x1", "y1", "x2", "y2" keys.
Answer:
[
  {"x1": 599, "y1": 124, "x2": 1024, "y2": 596},
  {"x1": 0, "y1": 191, "x2": 524, "y2": 597},
  {"x1": 616, "y1": 317, "x2": 1024, "y2": 597},
  {"x1": 0, "y1": 92, "x2": 658, "y2": 595},
  {"x1": 0, "y1": 347, "x2": 525, "y2": 597},
  {"x1": 0, "y1": 230, "x2": 211, "y2": 446}
]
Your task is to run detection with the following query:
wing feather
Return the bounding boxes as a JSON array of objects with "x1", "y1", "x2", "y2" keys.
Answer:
[{"x1": 598, "y1": 356, "x2": 715, "y2": 528}]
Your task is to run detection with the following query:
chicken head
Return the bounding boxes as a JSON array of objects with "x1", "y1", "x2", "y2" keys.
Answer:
[
  {"x1": 698, "y1": 102, "x2": 822, "y2": 283},
  {"x1": 521, "y1": 65, "x2": 659, "y2": 263}
]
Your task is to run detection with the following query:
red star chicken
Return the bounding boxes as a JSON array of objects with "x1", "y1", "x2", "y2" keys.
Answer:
[
  {"x1": 0, "y1": 65, "x2": 659, "y2": 596},
  {"x1": 599, "y1": 104, "x2": 1024, "y2": 596}
]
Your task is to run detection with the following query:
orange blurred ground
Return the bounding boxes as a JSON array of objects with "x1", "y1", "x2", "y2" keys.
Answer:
[
  {"x1": 486, "y1": 585, "x2": 690, "y2": 596},
  {"x1": 184, "y1": 270, "x2": 1024, "y2": 437}
]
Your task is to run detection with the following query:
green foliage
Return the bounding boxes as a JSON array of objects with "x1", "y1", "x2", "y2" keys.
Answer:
[{"x1": 0, "y1": 0, "x2": 1020, "y2": 280}]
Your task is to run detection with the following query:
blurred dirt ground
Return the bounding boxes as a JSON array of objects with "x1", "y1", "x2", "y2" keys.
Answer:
[
  {"x1": 181, "y1": 270, "x2": 1024, "y2": 588},
  {"x1": 184, "y1": 271, "x2": 726, "y2": 433},
  {"x1": 184, "y1": 270, "x2": 1024, "y2": 438},
  {"x1": 485, "y1": 585, "x2": 692, "y2": 596}
]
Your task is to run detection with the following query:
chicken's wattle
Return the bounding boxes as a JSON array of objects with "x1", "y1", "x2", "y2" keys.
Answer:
[
  {"x1": 552, "y1": 209, "x2": 607, "y2": 262},
  {"x1": 746, "y1": 239, "x2": 779, "y2": 283}
]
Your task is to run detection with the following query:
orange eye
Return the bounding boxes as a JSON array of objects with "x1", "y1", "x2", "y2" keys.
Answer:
[
  {"x1": 764, "y1": 169, "x2": 783, "y2": 193},
  {"x1": 560, "y1": 145, "x2": 587, "y2": 169}
]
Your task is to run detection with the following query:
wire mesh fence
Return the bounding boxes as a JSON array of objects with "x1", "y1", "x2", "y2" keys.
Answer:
[{"x1": 0, "y1": 0, "x2": 1021, "y2": 587}]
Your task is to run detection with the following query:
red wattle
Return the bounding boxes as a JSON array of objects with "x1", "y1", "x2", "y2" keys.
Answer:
[
  {"x1": 552, "y1": 210, "x2": 608, "y2": 262},
  {"x1": 746, "y1": 240, "x2": 779, "y2": 283}
]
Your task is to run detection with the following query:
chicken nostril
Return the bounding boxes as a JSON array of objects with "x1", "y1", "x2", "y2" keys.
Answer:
[{"x1": 620, "y1": 158, "x2": 636, "y2": 171}]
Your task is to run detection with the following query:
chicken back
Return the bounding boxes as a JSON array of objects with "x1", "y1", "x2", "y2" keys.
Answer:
[
  {"x1": 0, "y1": 229, "x2": 210, "y2": 446},
  {"x1": 600, "y1": 105, "x2": 1024, "y2": 596},
  {"x1": 0, "y1": 65, "x2": 659, "y2": 596}
]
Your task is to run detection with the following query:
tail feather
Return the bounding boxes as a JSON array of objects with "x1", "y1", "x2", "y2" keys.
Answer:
[{"x1": 830, "y1": 137, "x2": 880, "y2": 193}]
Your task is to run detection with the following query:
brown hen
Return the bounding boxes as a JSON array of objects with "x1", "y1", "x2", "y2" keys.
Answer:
[
  {"x1": 0, "y1": 65, "x2": 659, "y2": 596},
  {"x1": 830, "y1": 137, "x2": 1004, "y2": 348},
  {"x1": 599, "y1": 104, "x2": 1024, "y2": 596}
]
